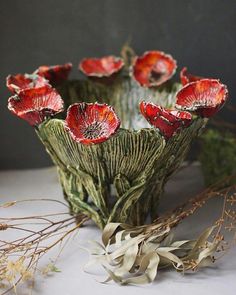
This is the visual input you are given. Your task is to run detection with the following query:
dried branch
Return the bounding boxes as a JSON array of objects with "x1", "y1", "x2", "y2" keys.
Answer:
[{"x1": 0, "y1": 199, "x2": 88, "y2": 294}]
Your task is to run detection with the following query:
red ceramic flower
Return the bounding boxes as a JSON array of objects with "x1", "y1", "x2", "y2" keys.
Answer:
[
  {"x1": 65, "y1": 102, "x2": 121, "y2": 144},
  {"x1": 6, "y1": 74, "x2": 49, "y2": 93},
  {"x1": 79, "y1": 56, "x2": 124, "y2": 77},
  {"x1": 175, "y1": 79, "x2": 228, "y2": 118},
  {"x1": 180, "y1": 67, "x2": 203, "y2": 86},
  {"x1": 140, "y1": 101, "x2": 192, "y2": 139},
  {"x1": 8, "y1": 85, "x2": 64, "y2": 126},
  {"x1": 132, "y1": 51, "x2": 177, "y2": 87},
  {"x1": 35, "y1": 63, "x2": 72, "y2": 85}
]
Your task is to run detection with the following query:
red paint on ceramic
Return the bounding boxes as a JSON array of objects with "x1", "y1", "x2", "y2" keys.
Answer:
[
  {"x1": 140, "y1": 101, "x2": 192, "y2": 138},
  {"x1": 132, "y1": 51, "x2": 177, "y2": 87},
  {"x1": 36, "y1": 63, "x2": 72, "y2": 85},
  {"x1": 6, "y1": 74, "x2": 49, "y2": 93},
  {"x1": 176, "y1": 79, "x2": 228, "y2": 118},
  {"x1": 65, "y1": 102, "x2": 121, "y2": 144},
  {"x1": 8, "y1": 85, "x2": 64, "y2": 126},
  {"x1": 79, "y1": 56, "x2": 124, "y2": 77}
]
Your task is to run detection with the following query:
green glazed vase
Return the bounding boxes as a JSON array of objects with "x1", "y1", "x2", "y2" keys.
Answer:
[{"x1": 37, "y1": 76, "x2": 206, "y2": 229}]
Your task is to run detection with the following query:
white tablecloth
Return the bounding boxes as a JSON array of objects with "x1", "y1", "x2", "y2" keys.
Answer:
[{"x1": 0, "y1": 165, "x2": 235, "y2": 295}]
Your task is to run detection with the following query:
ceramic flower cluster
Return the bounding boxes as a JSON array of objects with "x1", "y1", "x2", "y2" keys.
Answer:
[{"x1": 7, "y1": 50, "x2": 228, "y2": 144}]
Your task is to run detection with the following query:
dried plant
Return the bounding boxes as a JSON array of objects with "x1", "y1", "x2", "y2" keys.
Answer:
[
  {"x1": 1, "y1": 177, "x2": 236, "y2": 292},
  {"x1": 0, "y1": 199, "x2": 88, "y2": 294},
  {"x1": 86, "y1": 176, "x2": 236, "y2": 285}
]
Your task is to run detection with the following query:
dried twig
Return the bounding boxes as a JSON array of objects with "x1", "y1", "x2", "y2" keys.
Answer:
[{"x1": 0, "y1": 199, "x2": 88, "y2": 294}]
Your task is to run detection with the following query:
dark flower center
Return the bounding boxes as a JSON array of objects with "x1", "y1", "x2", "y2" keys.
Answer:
[
  {"x1": 149, "y1": 61, "x2": 167, "y2": 82},
  {"x1": 83, "y1": 122, "x2": 105, "y2": 139}
]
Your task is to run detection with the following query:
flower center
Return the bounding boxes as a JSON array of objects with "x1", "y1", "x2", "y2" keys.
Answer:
[
  {"x1": 83, "y1": 122, "x2": 105, "y2": 139},
  {"x1": 149, "y1": 61, "x2": 167, "y2": 82}
]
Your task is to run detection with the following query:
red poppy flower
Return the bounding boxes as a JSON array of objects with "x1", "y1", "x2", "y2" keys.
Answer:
[
  {"x1": 132, "y1": 51, "x2": 177, "y2": 87},
  {"x1": 65, "y1": 102, "x2": 121, "y2": 144},
  {"x1": 6, "y1": 74, "x2": 49, "y2": 93},
  {"x1": 175, "y1": 79, "x2": 228, "y2": 118},
  {"x1": 8, "y1": 85, "x2": 64, "y2": 126},
  {"x1": 79, "y1": 56, "x2": 124, "y2": 77},
  {"x1": 140, "y1": 101, "x2": 192, "y2": 139},
  {"x1": 35, "y1": 63, "x2": 72, "y2": 85},
  {"x1": 180, "y1": 67, "x2": 204, "y2": 86}
]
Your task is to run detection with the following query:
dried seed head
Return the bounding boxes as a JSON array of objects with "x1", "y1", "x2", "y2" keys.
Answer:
[{"x1": 0, "y1": 223, "x2": 8, "y2": 230}]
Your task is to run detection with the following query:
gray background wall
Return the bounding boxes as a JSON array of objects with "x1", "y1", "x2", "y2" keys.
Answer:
[{"x1": 0, "y1": 0, "x2": 235, "y2": 169}]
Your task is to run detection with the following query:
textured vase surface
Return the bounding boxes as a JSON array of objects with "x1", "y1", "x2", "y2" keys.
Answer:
[{"x1": 37, "y1": 77, "x2": 205, "y2": 228}]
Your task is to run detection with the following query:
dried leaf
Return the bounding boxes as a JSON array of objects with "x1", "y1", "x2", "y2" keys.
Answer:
[
  {"x1": 171, "y1": 240, "x2": 192, "y2": 248},
  {"x1": 113, "y1": 242, "x2": 139, "y2": 276},
  {"x1": 1, "y1": 201, "x2": 17, "y2": 208},
  {"x1": 122, "y1": 252, "x2": 160, "y2": 285},
  {"x1": 88, "y1": 240, "x2": 105, "y2": 255},
  {"x1": 114, "y1": 229, "x2": 126, "y2": 247},
  {"x1": 186, "y1": 226, "x2": 216, "y2": 259},
  {"x1": 197, "y1": 241, "x2": 219, "y2": 265},
  {"x1": 102, "y1": 266, "x2": 122, "y2": 284},
  {"x1": 102, "y1": 223, "x2": 122, "y2": 246},
  {"x1": 142, "y1": 241, "x2": 160, "y2": 254},
  {"x1": 156, "y1": 249, "x2": 184, "y2": 270},
  {"x1": 110, "y1": 235, "x2": 144, "y2": 260}
]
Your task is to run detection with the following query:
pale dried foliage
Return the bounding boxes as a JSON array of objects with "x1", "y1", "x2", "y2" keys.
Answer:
[{"x1": 86, "y1": 176, "x2": 236, "y2": 285}]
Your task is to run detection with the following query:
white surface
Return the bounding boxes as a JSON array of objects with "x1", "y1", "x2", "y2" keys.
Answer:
[{"x1": 0, "y1": 165, "x2": 235, "y2": 295}]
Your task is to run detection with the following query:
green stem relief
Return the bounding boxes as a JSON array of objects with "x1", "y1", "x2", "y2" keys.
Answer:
[{"x1": 37, "y1": 77, "x2": 206, "y2": 228}]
